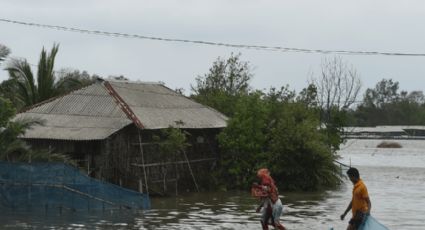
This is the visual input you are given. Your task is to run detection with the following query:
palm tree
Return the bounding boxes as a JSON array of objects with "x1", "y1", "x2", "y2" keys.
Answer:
[
  {"x1": 5, "y1": 44, "x2": 82, "y2": 108},
  {"x1": 0, "y1": 97, "x2": 38, "y2": 160}
]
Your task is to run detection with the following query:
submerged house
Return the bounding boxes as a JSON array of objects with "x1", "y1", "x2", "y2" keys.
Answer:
[{"x1": 15, "y1": 79, "x2": 227, "y2": 195}]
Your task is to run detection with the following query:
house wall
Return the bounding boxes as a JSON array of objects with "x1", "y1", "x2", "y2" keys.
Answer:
[
  {"x1": 98, "y1": 125, "x2": 222, "y2": 195},
  {"x1": 24, "y1": 139, "x2": 101, "y2": 175},
  {"x1": 24, "y1": 126, "x2": 222, "y2": 196}
]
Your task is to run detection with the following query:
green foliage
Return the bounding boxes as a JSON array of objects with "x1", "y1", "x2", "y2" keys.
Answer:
[
  {"x1": 0, "y1": 44, "x2": 10, "y2": 63},
  {"x1": 320, "y1": 106, "x2": 348, "y2": 152},
  {"x1": 217, "y1": 88, "x2": 341, "y2": 191},
  {"x1": 0, "y1": 97, "x2": 37, "y2": 160},
  {"x1": 363, "y1": 79, "x2": 399, "y2": 108},
  {"x1": 0, "y1": 96, "x2": 74, "y2": 164},
  {"x1": 191, "y1": 54, "x2": 343, "y2": 191},
  {"x1": 268, "y1": 103, "x2": 340, "y2": 190},
  {"x1": 3, "y1": 44, "x2": 86, "y2": 110},
  {"x1": 297, "y1": 84, "x2": 318, "y2": 108},
  {"x1": 350, "y1": 79, "x2": 425, "y2": 126},
  {"x1": 0, "y1": 79, "x2": 21, "y2": 106},
  {"x1": 56, "y1": 70, "x2": 98, "y2": 91},
  {"x1": 190, "y1": 53, "x2": 252, "y2": 116},
  {"x1": 153, "y1": 127, "x2": 191, "y2": 154},
  {"x1": 217, "y1": 91, "x2": 270, "y2": 188}
]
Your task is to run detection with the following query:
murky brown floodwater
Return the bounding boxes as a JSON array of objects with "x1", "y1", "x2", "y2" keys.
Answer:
[{"x1": 1, "y1": 139, "x2": 424, "y2": 229}]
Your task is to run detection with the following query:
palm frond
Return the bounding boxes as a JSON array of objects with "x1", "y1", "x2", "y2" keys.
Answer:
[
  {"x1": 37, "y1": 44, "x2": 59, "y2": 101},
  {"x1": 0, "y1": 139, "x2": 30, "y2": 161},
  {"x1": 5, "y1": 59, "x2": 37, "y2": 106}
]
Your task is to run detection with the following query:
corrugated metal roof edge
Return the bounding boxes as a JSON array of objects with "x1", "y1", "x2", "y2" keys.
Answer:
[
  {"x1": 20, "y1": 123, "x2": 134, "y2": 141},
  {"x1": 158, "y1": 84, "x2": 229, "y2": 121},
  {"x1": 107, "y1": 79, "x2": 162, "y2": 85},
  {"x1": 21, "y1": 137, "x2": 103, "y2": 141}
]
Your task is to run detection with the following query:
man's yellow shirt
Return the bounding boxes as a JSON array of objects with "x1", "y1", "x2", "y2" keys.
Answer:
[{"x1": 352, "y1": 179, "x2": 369, "y2": 216}]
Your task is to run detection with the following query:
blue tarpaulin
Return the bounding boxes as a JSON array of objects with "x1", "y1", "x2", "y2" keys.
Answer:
[{"x1": 361, "y1": 215, "x2": 389, "y2": 230}]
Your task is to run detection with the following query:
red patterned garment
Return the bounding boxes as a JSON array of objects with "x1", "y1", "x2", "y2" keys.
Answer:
[{"x1": 256, "y1": 168, "x2": 279, "y2": 204}]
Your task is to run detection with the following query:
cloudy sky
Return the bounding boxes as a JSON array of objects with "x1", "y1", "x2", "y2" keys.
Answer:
[{"x1": 1, "y1": 0, "x2": 425, "y2": 97}]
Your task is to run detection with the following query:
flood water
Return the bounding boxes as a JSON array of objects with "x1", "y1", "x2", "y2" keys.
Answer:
[{"x1": 1, "y1": 139, "x2": 425, "y2": 229}]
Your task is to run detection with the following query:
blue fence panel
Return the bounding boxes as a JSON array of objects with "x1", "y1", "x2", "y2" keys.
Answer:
[{"x1": 0, "y1": 162, "x2": 150, "y2": 212}]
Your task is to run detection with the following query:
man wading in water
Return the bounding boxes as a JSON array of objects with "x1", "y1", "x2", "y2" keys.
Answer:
[
  {"x1": 340, "y1": 167, "x2": 371, "y2": 230},
  {"x1": 252, "y1": 168, "x2": 286, "y2": 230}
]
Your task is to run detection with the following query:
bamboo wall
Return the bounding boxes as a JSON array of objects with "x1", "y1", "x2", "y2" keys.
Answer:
[{"x1": 25, "y1": 125, "x2": 222, "y2": 196}]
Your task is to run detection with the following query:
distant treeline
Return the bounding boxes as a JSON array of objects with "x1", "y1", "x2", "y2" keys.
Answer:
[{"x1": 347, "y1": 79, "x2": 425, "y2": 126}]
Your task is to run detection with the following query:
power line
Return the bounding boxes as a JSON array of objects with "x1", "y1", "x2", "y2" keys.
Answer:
[{"x1": 2, "y1": 17, "x2": 425, "y2": 57}]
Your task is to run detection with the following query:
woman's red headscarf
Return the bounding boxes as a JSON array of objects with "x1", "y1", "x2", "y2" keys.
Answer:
[
  {"x1": 257, "y1": 168, "x2": 273, "y2": 185},
  {"x1": 256, "y1": 168, "x2": 279, "y2": 203}
]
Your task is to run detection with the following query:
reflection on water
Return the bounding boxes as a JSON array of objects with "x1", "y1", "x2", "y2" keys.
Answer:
[{"x1": 1, "y1": 139, "x2": 425, "y2": 229}]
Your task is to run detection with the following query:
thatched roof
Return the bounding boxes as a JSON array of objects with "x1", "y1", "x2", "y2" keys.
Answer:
[{"x1": 16, "y1": 80, "x2": 227, "y2": 141}]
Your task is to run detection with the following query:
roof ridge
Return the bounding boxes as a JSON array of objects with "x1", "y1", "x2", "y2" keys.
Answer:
[
  {"x1": 158, "y1": 84, "x2": 228, "y2": 120},
  {"x1": 107, "y1": 79, "x2": 162, "y2": 85}
]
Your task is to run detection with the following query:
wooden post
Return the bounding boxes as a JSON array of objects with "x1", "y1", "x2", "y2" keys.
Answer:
[
  {"x1": 138, "y1": 130, "x2": 149, "y2": 195},
  {"x1": 162, "y1": 166, "x2": 167, "y2": 194},
  {"x1": 87, "y1": 154, "x2": 90, "y2": 175},
  {"x1": 138, "y1": 178, "x2": 143, "y2": 193},
  {"x1": 182, "y1": 150, "x2": 199, "y2": 192},
  {"x1": 175, "y1": 152, "x2": 178, "y2": 196}
]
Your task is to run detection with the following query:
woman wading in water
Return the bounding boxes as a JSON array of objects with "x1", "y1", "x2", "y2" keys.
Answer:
[{"x1": 252, "y1": 168, "x2": 286, "y2": 230}]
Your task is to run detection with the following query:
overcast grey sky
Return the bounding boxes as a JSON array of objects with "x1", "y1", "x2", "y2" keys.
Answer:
[{"x1": 1, "y1": 0, "x2": 425, "y2": 96}]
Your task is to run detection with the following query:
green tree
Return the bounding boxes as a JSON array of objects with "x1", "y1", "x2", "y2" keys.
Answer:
[
  {"x1": 217, "y1": 87, "x2": 340, "y2": 191},
  {"x1": 54, "y1": 69, "x2": 97, "y2": 94},
  {"x1": 268, "y1": 102, "x2": 339, "y2": 190},
  {"x1": 191, "y1": 53, "x2": 252, "y2": 116},
  {"x1": 363, "y1": 78, "x2": 399, "y2": 108},
  {"x1": 217, "y1": 91, "x2": 270, "y2": 188},
  {"x1": 0, "y1": 79, "x2": 20, "y2": 107},
  {"x1": 4, "y1": 44, "x2": 83, "y2": 109},
  {"x1": 192, "y1": 54, "x2": 343, "y2": 191},
  {"x1": 351, "y1": 79, "x2": 425, "y2": 126},
  {"x1": 153, "y1": 127, "x2": 190, "y2": 155},
  {"x1": 0, "y1": 97, "x2": 37, "y2": 160},
  {"x1": 0, "y1": 44, "x2": 10, "y2": 62},
  {"x1": 297, "y1": 84, "x2": 318, "y2": 108},
  {"x1": 0, "y1": 45, "x2": 20, "y2": 105}
]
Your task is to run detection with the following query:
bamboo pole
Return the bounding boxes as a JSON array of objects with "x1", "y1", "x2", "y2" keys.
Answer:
[
  {"x1": 138, "y1": 130, "x2": 149, "y2": 196},
  {"x1": 182, "y1": 149, "x2": 199, "y2": 192}
]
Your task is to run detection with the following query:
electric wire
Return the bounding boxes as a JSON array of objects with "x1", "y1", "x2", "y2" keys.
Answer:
[{"x1": 2, "y1": 18, "x2": 425, "y2": 57}]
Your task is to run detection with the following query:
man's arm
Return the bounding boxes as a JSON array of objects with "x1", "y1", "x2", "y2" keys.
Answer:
[{"x1": 340, "y1": 201, "x2": 352, "y2": 220}]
